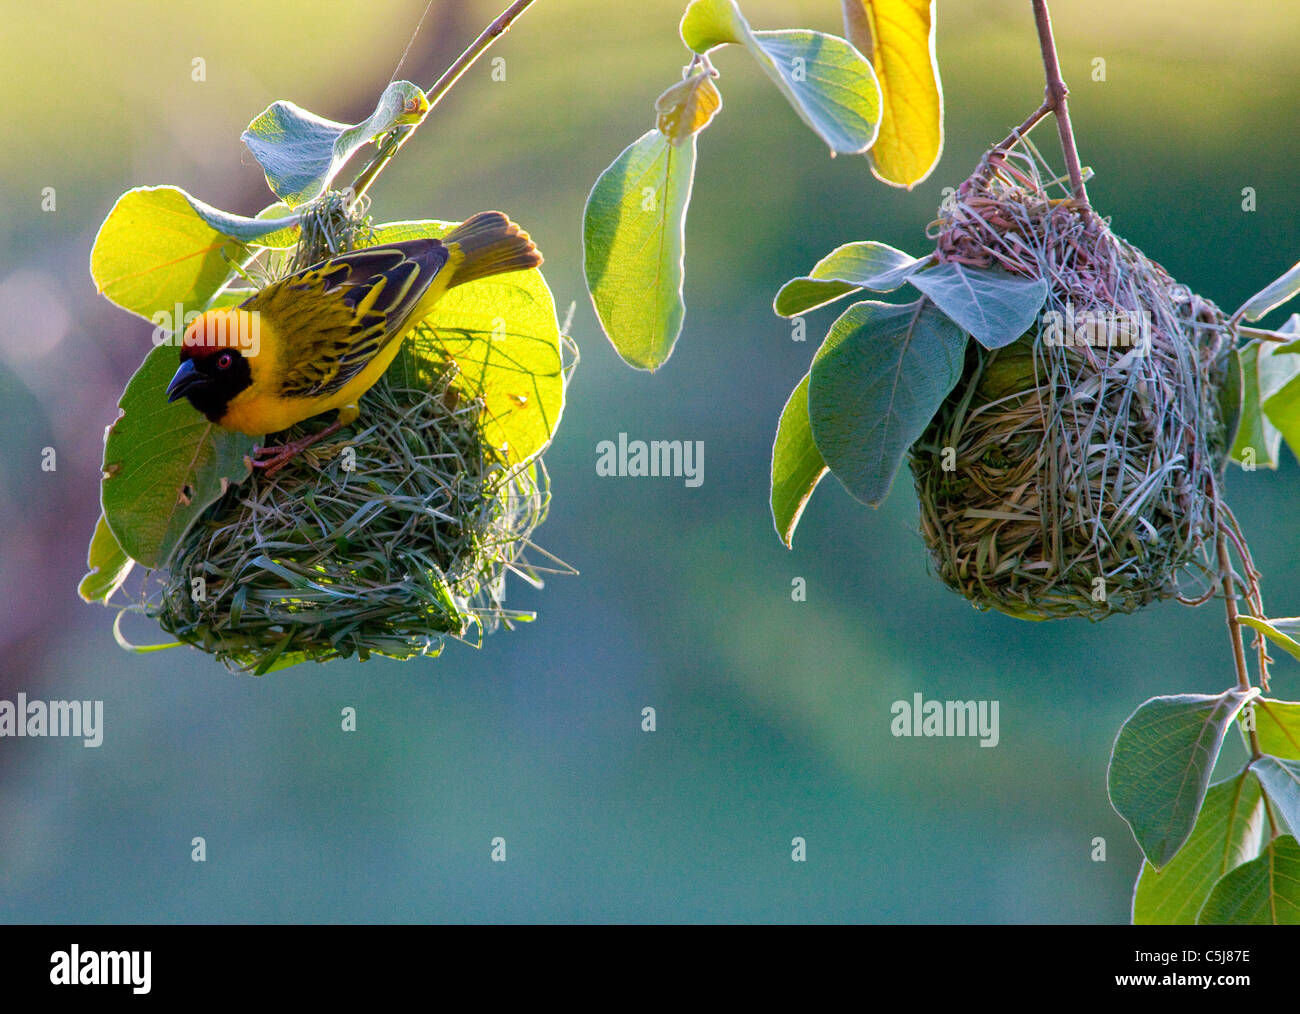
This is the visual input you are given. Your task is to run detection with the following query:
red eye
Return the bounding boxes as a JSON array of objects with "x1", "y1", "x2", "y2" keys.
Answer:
[{"x1": 216, "y1": 353, "x2": 233, "y2": 370}]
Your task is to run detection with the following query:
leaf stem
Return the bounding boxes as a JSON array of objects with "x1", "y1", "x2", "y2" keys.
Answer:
[
  {"x1": 1239, "y1": 325, "x2": 1298, "y2": 343},
  {"x1": 1222, "y1": 527, "x2": 1272, "y2": 694},
  {"x1": 349, "y1": 0, "x2": 538, "y2": 207},
  {"x1": 1029, "y1": 0, "x2": 1089, "y2": 206},
  {"x1": 1217, "y1": 526, "x2": 1264, "y2": 762},
  {"x1": 1218, "y1": 532, "x2": 1251, "y2": 695}
]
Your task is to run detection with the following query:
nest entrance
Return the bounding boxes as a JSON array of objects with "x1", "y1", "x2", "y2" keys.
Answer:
[{"x1": 911, "y1": 145, "x2": 1234, "y2": 620}]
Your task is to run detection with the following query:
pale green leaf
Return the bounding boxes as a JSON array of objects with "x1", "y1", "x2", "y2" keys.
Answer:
[
  {"x1": 771, "y1": 373, "x2": 828, "y2": 548},
  {"x1": 1254, "y1": 698, "x2": 1300, "y2": 760},
  {"x1": 1238, "y1": 615, "x2": 1300, "y2": 663},
  {"x1": 584, "y1": 130, "x2": 695, "y2": 370},
  {"x1": 1236, "y1": 260, "x2": 1300, "y2": 322},
  {"x1": 372, "y1": 220, "x2": 564, "y2": 467},
  {"x1": 1261, "y1": 375, "x2": 1300, "y2": 467},
  {"x1": 681, "y1": 0, "x2": 880, "y2": 154},
  {"x1": 90, "y1": 186, "x2": 298, "y2": 321},
  {"x1": 101, "y1": 344, "x2": 256, "y2": 569},
  {"x1": 242, "y1": 81, "x2": 428, "y2": 207},
  {"x1": 78, "y1": 514, "x2": 134, "y2": 603},
  {"x1": 908, "y1": 262, "x2": 1048, "y2": 350},
  {"x1": 747, "y1": 30, "x2": 881, "y2": 155},
  {"x1": 1252, "y1": 756, "x2": 1300, "y2": 836},
  {"x1": 1230, "y1": 340, "x2": 1289, "y2": 467},
  {"x1": 680, "y1": 0, "x2": 748, "y2": 51},
  {"x1": 774, "y1": 241, "x2": 924, "y2": 316}
]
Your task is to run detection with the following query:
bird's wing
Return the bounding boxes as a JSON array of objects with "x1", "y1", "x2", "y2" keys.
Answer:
[{"x1": 247, "y1": 240, "x2": 450, "y2": 400}]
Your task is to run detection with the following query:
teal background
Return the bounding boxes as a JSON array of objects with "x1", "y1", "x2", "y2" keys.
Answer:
[{"x1": 0, "y1": 0, "x2": 1297, "y2": 922}]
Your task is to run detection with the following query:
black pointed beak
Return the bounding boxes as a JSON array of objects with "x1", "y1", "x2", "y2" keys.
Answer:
[{"x1": 166, "y1": 359, "x2": 203, "y2": 403}]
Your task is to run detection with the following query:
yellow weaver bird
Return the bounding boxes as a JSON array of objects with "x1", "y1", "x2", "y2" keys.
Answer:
[{"x1": 165, "y1": 211, "x2": 541, "y2": 474}]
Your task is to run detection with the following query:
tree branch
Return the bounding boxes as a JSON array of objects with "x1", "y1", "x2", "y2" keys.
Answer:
[
  {"x1": 1030, "y1": 0, "x2": 1089, "y2": 205},
  {"x1": 350, "y1": 0, "x2": 538, "y2": 207}
]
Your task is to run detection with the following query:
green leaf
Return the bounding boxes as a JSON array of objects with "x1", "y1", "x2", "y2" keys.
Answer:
[
  {"x1": 181, "y1": 198, "x2": 300, "y2": 246},
  {"x1": 681, "y1": 0, "x2": 881, "y2": 155},
  {"x1": 1237, "y1": 615, "x2": 1300, "y2": 663},
  {"x1": 1270, "y1": 313, "x2": 1300, "y2": 351},
  {"x1": 1230, "y1": 340, "x2": 1288, "y2": 467},
  {"x1": 773, "y1": 241, "x2": 925, "y2": 317},
  {"x1": 372, "y1": 220, "x2": 564, "y2": 467},
  {"x1": 808, "y1": 298, "x2": 967, "y2": 507},
  {"x1": 91, "y1": 186, "x2": 298, "y2": 321},
  {"x1": 746, "y1": 31, "x2": 881, "y2": 155},
  {"x1": 1254, "y1": 699, "x2": 1300, "y2": 760},
  {"x1": 1216, "y1": 344, "x2": 1243, "y2": 466},
  {"x1": 771, "y1": 373, "x2": 828, "y2": 548},
  {"x1": 1198, "y1": 834, "x2": 1300, "y2": 924},
  {"x1": 1133, "y1": 771, "x2": 1265, "y2": 925},
  {"x1": 1108, "y1": 690, "x2": 1259, "y2": 870},
  {"x1": 249, "y1": 201, "x2": 302, "y2": 247},
  {"x1": 78, "y1": 514, "x2": 134, "y2": 603},
  {"x1": 908, "y1": 263, "x2": 1048, "y2": 350},
  {"x1": 1255, "y1": 315, "x2": 1300, "y2": 466},
  {"x1": 680, "y1": 0, "x2": 748, "y2": 50},
  {"x1": 1235, "y1": 259, "x2": 1300, "y2": 322},
  {"x1": 1252, "y1": 756, "x2": 1300, "y2": 836},
  {"x1": 101, "y1": 344, "x2": 255, "y2": 569},
  {"x1": 242, "y1": 81, "x2": 428, "y2": 208},
  {"x1": 1261, "y1": 376, "x2": 1300, "y2": 468},
  {"x1": 584, "y1": 130, "x2": 695, "y2": 371}
]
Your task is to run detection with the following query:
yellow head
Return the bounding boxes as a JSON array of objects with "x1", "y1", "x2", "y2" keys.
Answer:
[{"x1": 165, "y1": 309, "x2": 260, "y2": 425}]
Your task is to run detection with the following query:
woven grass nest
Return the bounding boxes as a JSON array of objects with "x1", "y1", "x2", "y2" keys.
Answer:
[
  {"x1": 910, "y1": 147, "x2": 1236, "y2": 621},
  {"x1": 147, "y1": 365, "x2": 551, "y2": 673},
  {"x1": 131, "y1": 197, "x2": 558, "y2": 673}
]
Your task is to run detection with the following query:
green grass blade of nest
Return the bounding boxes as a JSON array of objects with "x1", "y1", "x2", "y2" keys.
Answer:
[
  {"x1": 144, "y1": 363, "x2": 551, "y2": 674},
  {"x1": 288, "y1": 189, "x2": 378, "y2": 274}
]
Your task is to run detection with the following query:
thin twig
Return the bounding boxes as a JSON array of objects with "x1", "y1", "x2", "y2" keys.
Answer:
[
  {"x1": 994, "y1": 99, "x2": 1051, "y2": 154},
  {"x1": 1030, "y1": 0, "x2": 1089, "y2": 206},
  {"x1": 350, "y1": 0, "x2": 538, "y2": 207},
  {"x1": 1221, "y1": 505, "x2": 1272, "y2": 691},
  {"x1": 1218, "y1": 531, "x2": 1251, "y2": 690},
  {"x1": 1216, "y1": 524, "x2": 1264, "y2": 760}
]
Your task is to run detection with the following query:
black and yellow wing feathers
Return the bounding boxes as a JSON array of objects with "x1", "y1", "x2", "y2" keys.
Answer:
[{"x1": 244, "y1": 240, "x2": 451, "y2": 400}]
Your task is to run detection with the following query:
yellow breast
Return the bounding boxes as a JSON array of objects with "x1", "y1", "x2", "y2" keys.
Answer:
[{"x1": 216, "y1": 315, "x2": 415, "y2": 436}]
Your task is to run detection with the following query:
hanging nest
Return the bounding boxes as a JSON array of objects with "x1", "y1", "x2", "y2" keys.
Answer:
[
  {"x1": 910, "y1": 145, "x2": 1236, "y2": 620},
  {"x1": 131, "y1": 193, "x2": 562, "y2": 673},
  {"x1": 145, "y1": 362, "x2": 552, "y2": 673}
]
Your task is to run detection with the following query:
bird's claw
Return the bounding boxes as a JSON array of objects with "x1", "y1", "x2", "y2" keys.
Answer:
[
  {"x1": 248, "y1": 419, "x2": 347, "y2": 479},
  {"x1": 250, "y1": 441, "x2": 307, "y2": 477}
]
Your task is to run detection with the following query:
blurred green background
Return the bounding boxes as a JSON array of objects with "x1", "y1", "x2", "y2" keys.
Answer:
[{"x1": 1, "y1": 0, "x2": 1298, "y2": 922}]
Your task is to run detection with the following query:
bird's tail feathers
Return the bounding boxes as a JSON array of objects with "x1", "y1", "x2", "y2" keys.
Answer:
[{"x1": 443, "y1": 211, "x2": 542, "y2": 288}]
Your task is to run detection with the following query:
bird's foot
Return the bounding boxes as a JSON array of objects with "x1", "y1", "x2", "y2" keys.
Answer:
[
  {"x1": 251, "y1": 420, "x2": 346, "y2": 478},
  {"x1": 249, "y1": 443, "x2": 305, "y2": 478}
]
